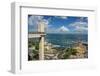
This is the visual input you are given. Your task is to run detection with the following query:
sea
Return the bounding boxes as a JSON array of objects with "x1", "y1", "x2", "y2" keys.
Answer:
[{"x1": 45, "y1": 33, "x2": 88, "y2": 48}]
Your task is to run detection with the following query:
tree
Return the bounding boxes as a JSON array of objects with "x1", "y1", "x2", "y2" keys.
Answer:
[{"x1": 60, "y1": 48, "x2": 77, "y2": 59}]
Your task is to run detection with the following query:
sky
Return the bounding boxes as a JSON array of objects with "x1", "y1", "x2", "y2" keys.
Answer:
[{"x1": 28, "y1": 15, "x2": 88, "y2": 34}]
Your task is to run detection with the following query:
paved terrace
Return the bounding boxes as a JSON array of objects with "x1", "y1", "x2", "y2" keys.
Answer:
[{"x1": 28, "y1": 32, "x2": 46, "y2": 38}]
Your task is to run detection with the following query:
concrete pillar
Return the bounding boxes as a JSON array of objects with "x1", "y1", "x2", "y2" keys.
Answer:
[
  {"x1": 38, "y1": 21, "x2": 45, "y2": 60},
  {"x1": 39, "y1": 36, "x2": 44, "y2": 60}
]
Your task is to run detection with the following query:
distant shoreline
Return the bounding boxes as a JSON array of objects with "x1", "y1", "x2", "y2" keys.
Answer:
[{"x1": 45, "y1": 33, "x2": 88, "y2": 35}]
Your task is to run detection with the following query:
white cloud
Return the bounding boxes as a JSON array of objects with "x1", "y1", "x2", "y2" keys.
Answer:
[
  {"x1": 43, "y1": 19, "x2": 49, "y2": 28},
  {"x1": 46, "y1": 26, "x2": 69, "y2": 33},
  {"x1": 28, "y1": 16, "x2": 49, "y2": 32},
  {"x1": 55, "y1": 16, "x2": 68, "y2": 19},
  {"x1": 79, "y1": 17, "x2": 88, "y2": 22},
  {"x1": 58, "y1": 26, "x2": 69, "y2": 32},
  {"x1": 69, "y1": 22, "x2": 88, "y2": 32},
  {"x1": 59, "y1": 16, "x2": 68, "y2": 19},
  {"x1": 46, "y1": 28, "x2": 56, "y2": 33},
  {"x1": 70, "y1": 22, "x2": 87, "y2": 27},
  {"x1": 28, "y1": 16, "x2": 43, "y2": 27}
]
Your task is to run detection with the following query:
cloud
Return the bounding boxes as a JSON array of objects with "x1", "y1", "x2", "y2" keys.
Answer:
[
  {"x1": 75, "y1": 25, "x2": 88, "y2": 32},
  {"x1": 59, "y1": 16, "x2": 68, "y2": 19},
  {"x1": 46, "y1": 28, "x2": 56, "y2": 33},
  {"x1": 28, "y1": 15, "x2": 49, "y2": 32},
  {"x1": 69, "y1": 22, "x2": 88, "y2": 32},
  {"x1": 55, "y1": 16, "x2": 68, "y2": 19},
  {"x1": 46, "y1": 21, "x2": 88, "y2": 34},
  {"x1": 28, "y1": 16, "x2": 43, "y2": 26},
  {"x1": 46, "y1": 26, "x2": 69, "y2": 34},
  {"x1": 79, "y1": 17, "x2": 88, "y2": 22},
  {"x1": 58, "y1": 26, "x2": 69, "y2": 32}
]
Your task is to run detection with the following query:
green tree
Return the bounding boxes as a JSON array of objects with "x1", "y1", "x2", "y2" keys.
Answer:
[{"x1": 62, "y1": 48, "x2": 77, "y2": 59}]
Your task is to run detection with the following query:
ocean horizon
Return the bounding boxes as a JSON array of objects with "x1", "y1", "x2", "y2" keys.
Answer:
[{"x1": 45, "y1": 33, "x2": 88, "y2": 48}]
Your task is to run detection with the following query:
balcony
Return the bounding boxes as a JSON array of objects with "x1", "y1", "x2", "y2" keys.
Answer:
[{"x1": 28, "y1": 32, "x2": 46, "y2": 38}]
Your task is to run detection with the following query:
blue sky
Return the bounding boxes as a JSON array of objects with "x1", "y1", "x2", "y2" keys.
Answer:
[{"x1": 28, "y1": 15, "x2": 88, "y2": 34}]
